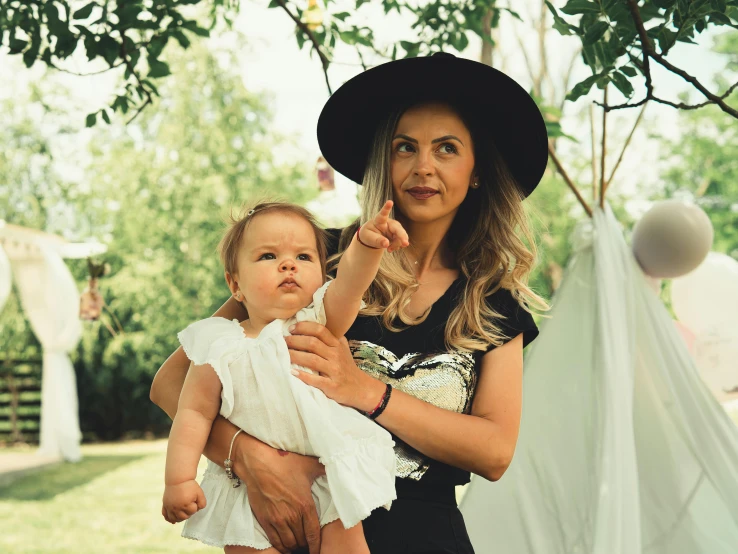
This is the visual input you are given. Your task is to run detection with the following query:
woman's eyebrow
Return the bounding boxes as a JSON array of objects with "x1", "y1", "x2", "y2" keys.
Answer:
[
  {"x1": 431, "y1": 135, "x2": 464, "y2": 145},
  {"x1": 392, "y1": 133, "x2": 464, "y2": 146}
]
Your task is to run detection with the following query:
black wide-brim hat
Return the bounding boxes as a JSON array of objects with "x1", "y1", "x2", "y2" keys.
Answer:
[{"x1": 317, "y1": 53, "x2": 548, "y2": 198}]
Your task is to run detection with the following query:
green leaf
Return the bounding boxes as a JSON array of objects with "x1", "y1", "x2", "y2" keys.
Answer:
[
  {"x1": 142, "y1": 79, "x2": 159, "y2": 96},
  {"x1": 339, "y1": 30, "x2": 358, "y2": 45},
  {"x1": 73, "y1": 2, "x2": 96, "y2": 20},
  {"x1": 148, "y1": 59, "x2": 171, "y2": 78},
  {"x1": 182, "y1": 21, "x2": 210, "y2": 37},
  {"x1": 268, "y1": 0, "x2": 280, "y2": 7},
  {"x1": 173, "y1": 30, "x2": 191, "y2": 49},
  {"x1": 333, "y1": 12, "x2": 350, "y2": 21},
  {"x1": 566, "y1": 72, "x2": 602, "y2": 101},
  {"x1": 619, "y1": 65, "x2": 637, "y2": 77},
  {"x1": 148, "y1": 35, "x2": 169, "y2": 59},
  {"x1": 583, "y1": 21, "x2": 609, "y2": 44},
  {"x1": 710, "y1": 0, "x2": 727, "y2": 12},
  {"x1": 612, "y1": 71, "x2": 634, "y2": 98},
  {"x1": 86, "y1": 112, "x2": 97, "y2": 127},
  {"x1": 561, "y1": 0, "x2": 601, "y2": 16},
  {"x1": 8, "y1": 38, "x2": 28, "y2": 54},
  {"x1": 546, "y1": 1, "x2": 578, "y2": 36},
  {"x1": 708, "y1": 12, "x2": 732, "y2": 24},
  {"x1": 98, "y1": 35, "x2": 119, "y2": 66},
  {"x1": 101, "y1": 109, "x2": 111, "y2": 124},
  {"x1": 84, "y1": 34, "x2": 98, "y2": 61}
]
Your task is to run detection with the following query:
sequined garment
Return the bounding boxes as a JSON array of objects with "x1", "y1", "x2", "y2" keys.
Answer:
[{"x1": 349, "y1": 340, "x2": 477, "y2": 480}]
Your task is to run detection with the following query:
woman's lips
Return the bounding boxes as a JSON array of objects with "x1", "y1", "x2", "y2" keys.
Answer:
[{"x1": 406, "y1": 187, "x2": 438, "y2": 200}]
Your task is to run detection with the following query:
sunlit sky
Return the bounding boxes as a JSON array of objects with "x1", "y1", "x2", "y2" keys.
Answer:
[{"x1": 0, "y1": 0, "x2": 732, "y2": 224}]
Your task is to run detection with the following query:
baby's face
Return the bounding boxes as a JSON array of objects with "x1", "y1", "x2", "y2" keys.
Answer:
[{"x1": 234, "y1": 212, "x2": 324, "y2": 321}]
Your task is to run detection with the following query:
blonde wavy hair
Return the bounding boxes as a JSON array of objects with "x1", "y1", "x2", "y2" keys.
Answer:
[{"x1": 328, "y1": 102, "x2": 549, "y2": 352}]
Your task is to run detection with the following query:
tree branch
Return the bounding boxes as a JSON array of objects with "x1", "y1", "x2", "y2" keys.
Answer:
[
  {"x1": 49, "y1": 60, "x2": 125, "y2": 76},
  {"x1": 274, "y1": 0, "x2": 332, "y2": 95},
  {"x1": 649, "y1": 52, "x2": 738, "y2": 118},
  {"x1": 589, "y1": 103, "x2": 597, "y2": 201},
  {"x1": 599, "y1": 86, "x2": 607, "y2": 208},
  {"x1": 606, "y1": 101, "x2": 647, "y2": 188},
  {"x1": 548, "y1": 142, "x2": 593, "y2": 218},
  {"x1": 615, "y1": 0, "x2": 738, "y2": 120},
  {"x1": 120, "y1": 33, "x2": 153, "y2": 125},
  {"x1": 627, "y1": 0, "x2": 653, "y2": 100}
]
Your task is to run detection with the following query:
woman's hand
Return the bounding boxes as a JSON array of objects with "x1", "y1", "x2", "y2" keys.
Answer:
[
  {"x1": 239, "y1": 439, "x2": 326, "y2": 554},
  {"x1": 285, "y1": 322, "x2": 386, "y2": 412}
]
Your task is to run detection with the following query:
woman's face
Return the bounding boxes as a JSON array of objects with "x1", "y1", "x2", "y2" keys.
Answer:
[{"x1": 390, "y1": 103, "x2": 476, "y2": 225}]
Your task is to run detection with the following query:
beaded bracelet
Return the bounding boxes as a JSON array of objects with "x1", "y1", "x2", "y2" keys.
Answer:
[
  {"x1": 224, "y1": 429, "x2": 243, "y2": 488},
  {"x1": 367, "y1": 383, "x2": 392, "y2": 420}
]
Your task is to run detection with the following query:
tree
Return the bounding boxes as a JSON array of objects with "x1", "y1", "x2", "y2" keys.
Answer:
[
  {"x1": 69, "y1": 40, "x2": 316, "y2": 439},
  {"x1": 2, "y1": 1, "x2": 737, "y2": 124},
  {"x1": 547, "y1": 0, "x2": 738, "y2": 118}
]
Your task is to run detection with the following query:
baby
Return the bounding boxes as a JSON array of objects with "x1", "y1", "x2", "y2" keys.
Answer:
[{"x1": 162, "y1": 200, "x2": 408, "y2": 553}]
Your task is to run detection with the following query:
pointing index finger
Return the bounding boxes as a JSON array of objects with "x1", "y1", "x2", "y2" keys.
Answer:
[{"x1": 374, "y1": 200, "x2": 394, "y2": 227}]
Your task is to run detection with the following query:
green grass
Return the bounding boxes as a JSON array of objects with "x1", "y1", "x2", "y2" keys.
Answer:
[{"x1": 0, "y1": 440, "x2": 213, "y2": 553}]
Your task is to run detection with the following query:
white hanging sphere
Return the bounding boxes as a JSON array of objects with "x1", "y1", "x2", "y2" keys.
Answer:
[
  {"x1": 631, "y1": 200, "x2": 713, "y2": 278},
  {"x1": 671, "y1": 252, "x2": 738, "y2": 336}
]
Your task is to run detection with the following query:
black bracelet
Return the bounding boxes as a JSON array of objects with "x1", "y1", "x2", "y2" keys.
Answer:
[{"x1": 368, "y1": 383, "x2": 392, "y2": 420}]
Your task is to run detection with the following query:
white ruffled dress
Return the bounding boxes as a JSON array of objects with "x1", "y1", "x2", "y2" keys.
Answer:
[{"x1": 177, "y1": 281, "x2": 396, "y2": 549}]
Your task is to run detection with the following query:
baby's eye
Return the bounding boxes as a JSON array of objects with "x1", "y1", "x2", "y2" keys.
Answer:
[
  {"x1": 258, "y1": 253, "x2": 276, "y2": 260},
  {"x1": 297, "y1": 254, "x2": 312, "y2": 261},
  {"x1": 438, "y1": 143, "x2": 458, "y2": 154}
]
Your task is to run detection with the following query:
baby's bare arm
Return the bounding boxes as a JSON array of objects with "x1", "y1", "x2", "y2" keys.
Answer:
[
  {"x1": 324, "y1": 201, "x2": 408, "y2": 336},
  {"x1": 165, "y1": 363, "x2": 223, "y2": 486}
]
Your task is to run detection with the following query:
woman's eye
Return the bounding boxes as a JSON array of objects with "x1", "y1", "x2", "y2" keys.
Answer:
[
  {"x1": 396, "y1": 142, "x2": 415, "y2": 153},
  {"x1": 297, "y1": 254, "x2": 312, "y2": 261},
  {"x1": 439, "y1": 143, "x2": 458, "y2": 154},
  {"x1": 258, "y1": 253, "x2": 276, "y2": 260}
]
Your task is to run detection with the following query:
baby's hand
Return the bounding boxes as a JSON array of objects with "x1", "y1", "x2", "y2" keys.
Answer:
[
  {"x1": 359, "y1": 200, "x2": 410, "y2": 252},
  {"x1": 162, "y1": 480, "x2": 207, "y2": 524}
]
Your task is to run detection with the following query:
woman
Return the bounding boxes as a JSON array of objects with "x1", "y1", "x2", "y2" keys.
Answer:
[{"x1": 151, "y1": 52, "x2": 549, "y2": 554}]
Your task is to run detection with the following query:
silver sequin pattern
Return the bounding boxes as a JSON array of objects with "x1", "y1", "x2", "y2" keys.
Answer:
[{"x1": 349, "y1": 340, "x2": 477, "y2": 480}]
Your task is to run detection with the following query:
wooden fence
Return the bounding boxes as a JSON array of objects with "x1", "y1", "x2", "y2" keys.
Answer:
[{"x1": 0, "y1": 358, "x2": 42, "y2": 444}]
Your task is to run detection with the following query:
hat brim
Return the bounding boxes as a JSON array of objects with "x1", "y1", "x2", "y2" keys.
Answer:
[{"x1": 317, "y1": 56, "x2": 548, "y2": 197}]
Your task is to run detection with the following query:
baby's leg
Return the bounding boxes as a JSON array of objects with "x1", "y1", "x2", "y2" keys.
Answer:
[
  {"x1": 224, "y1": 546, "x2": 279, "y2": 554},
  {"x1": 320, "y1": 519, "x2": 370, "y2": 554}
]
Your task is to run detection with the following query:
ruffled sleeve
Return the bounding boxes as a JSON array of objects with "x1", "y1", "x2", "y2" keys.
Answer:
[
  {"x1": 177, "y1": 317, "x2": 245, "y2": 419},
  {"x1": 485, "y1": 288, "x2": 539, "y2": 352},
  {"x1": 294, "y1": 280, "x2": 332, "y2": 325}
]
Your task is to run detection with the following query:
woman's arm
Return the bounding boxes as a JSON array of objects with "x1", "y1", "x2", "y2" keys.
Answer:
[
  {"x1": 286, "y1": 324, "x2": 524, "y2": 482},
  {"x1": 149, "y1": 296, "x2": 323, "y2": 554}
]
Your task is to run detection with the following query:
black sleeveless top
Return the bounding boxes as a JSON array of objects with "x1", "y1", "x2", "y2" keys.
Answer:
[{"x1": 326, "y1": 229, "x2": 539, "y2": 490}]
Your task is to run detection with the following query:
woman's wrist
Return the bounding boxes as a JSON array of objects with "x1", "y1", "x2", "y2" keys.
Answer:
[
  {"x1": 230, "y1": 429, "x2": 268, "y2": 480},
  {"x1": 357, "y1": 375, "x2": 389, "y2": 413}
]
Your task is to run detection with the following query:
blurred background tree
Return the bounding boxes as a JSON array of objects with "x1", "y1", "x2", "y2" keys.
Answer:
[{"x1": 1, "y1": 2, "x2": 736, "y2": 441}]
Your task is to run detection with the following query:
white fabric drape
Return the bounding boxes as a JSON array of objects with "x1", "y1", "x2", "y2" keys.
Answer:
[
  {"x1": 461, "y1": 205, "x2": 738, "y2": 553},
  {"x1": 0, "y1": 244, "x2": 11, "y2": 313},
  {"x1": 12, "y1": 245, "x2": 83, "y2": 462}
]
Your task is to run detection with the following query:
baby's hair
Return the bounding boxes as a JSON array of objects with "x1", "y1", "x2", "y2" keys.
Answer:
[{"x1": 218, "y1": 200, "x2": 329, "y2": 280}]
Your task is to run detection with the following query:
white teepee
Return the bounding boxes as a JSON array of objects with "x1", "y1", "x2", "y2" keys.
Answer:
[{"x1": 461, "y1": 205, "x2": 738, "y2": 553}]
